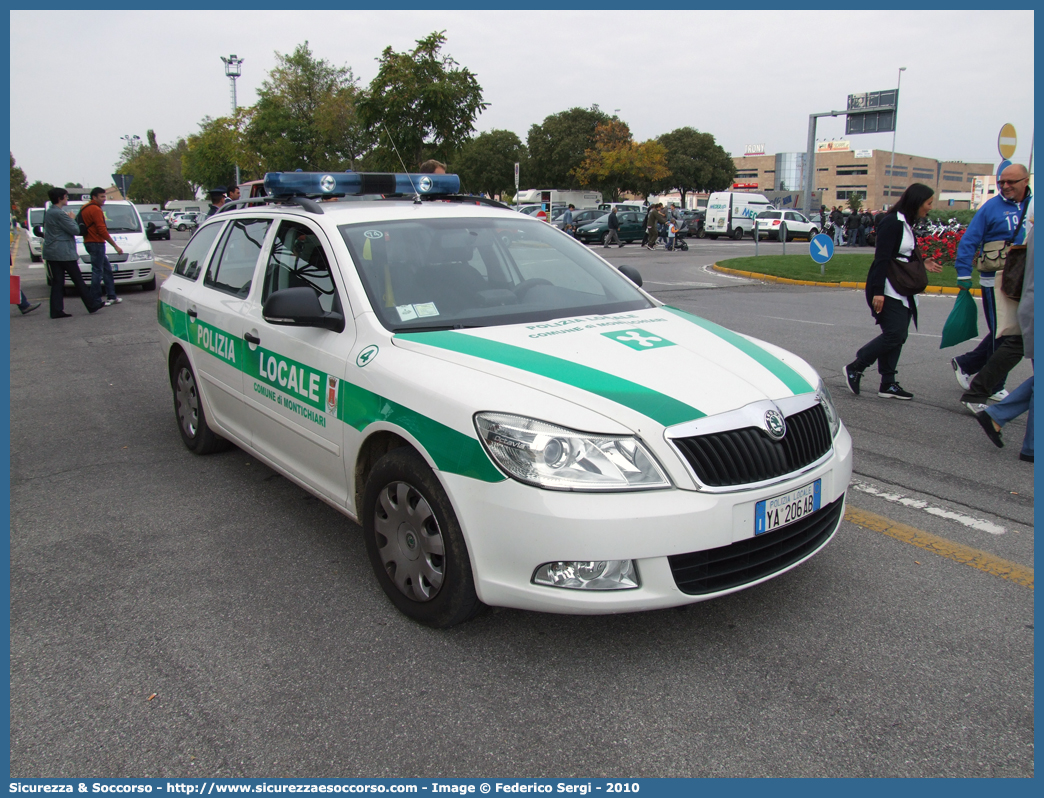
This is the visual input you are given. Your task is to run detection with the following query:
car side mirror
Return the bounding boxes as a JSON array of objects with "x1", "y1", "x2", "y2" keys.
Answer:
[
  {"x1": 32, "y1": 226, "x2": 44, "y2": 238},
  {"x1": 619, "y1": 265, "x2": 643, "y2": 287},
  {"x1": 146, "y1": 222, "x2": 155, "y2": 232},
  {"x1": 263, "y1": 286, "x2": 344, "y2": 333}
]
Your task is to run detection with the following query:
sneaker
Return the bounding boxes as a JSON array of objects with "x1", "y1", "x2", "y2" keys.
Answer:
[
  {"x1": 19, "y1": 302, "x2": 41, "y2": 315},
  {"x1": 109, "y1": 296, "x2": 122, "y2": 304},
  {"x1": 878, "y1": 383, "x2": 913, "y2": 400},
  {"x1": 951, "y1": 358, "x2": 973, "y2": 390},
  {"x1": 844, "y1": 364, "x2": 862, "y2": 396},
  {"x1": 975, "y1": 410, "x2": 1004, "y2": 448},
  {"x1": 989, "y1": 389, "x2": 1009, "y2": 401},
  {"x1": 962, "y1": 401, "x2": 989, "y2": 415},
  {"x1": 1019, "y1": 452, "x2": 1033, "y2": 463}
]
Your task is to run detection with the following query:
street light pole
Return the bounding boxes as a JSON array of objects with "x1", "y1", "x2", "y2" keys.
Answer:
[
  {"x1": 121, "y1": 134, "x2": 140, "y2": 159},
  {"x1": 885, "y1": 67, "x2": 906, "y2": 208},
  {"x1": 221, "y1": 54, "x2": 244, "y2": 188}
]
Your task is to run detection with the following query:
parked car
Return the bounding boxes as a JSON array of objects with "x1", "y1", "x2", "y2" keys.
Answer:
[
  {"x1": 53, "y1": 200, "x2": 156, "y2": 291},
  {"x1": 157, "y1": 169, "x2": 852, "y2": 628},
  {"x1": 754, "y1": 210, "x2": 820, "y2": 242},
  {"x1": 171, "y1": 212, "x2": 202, "y2": 231},
  {"x1": 553, "y1": 208, "x2": 608, "y2": 232},
  {"x1": 26, "y1": 207, "x2": 45, "y2": 261},
  {"x1": 677, "y1": 209, "x2": 706, "y2": 239},
  {"x1": 576, "y1": 210, "x2": 646, "y2": 245},
  {"x1": 140, "y1": 211, "x2": 171, "y2": 241}
]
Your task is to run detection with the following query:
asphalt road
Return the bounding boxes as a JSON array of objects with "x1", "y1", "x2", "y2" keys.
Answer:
[{"x1": 8, "y1": 230, "x2": 1033, "y2": 778}]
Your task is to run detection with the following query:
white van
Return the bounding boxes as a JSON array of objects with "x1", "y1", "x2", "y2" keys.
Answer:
[
  {"x1": 705, "y1": 191, "x2": 774, "y2": 239},
  {"x1": 164, "y1": 199, "x2": 206, "y2": 215},
  {"x1": 26, "y1": 207, "x2": 45, "y2": 262},
  {"x1": 55, "y1": 200, "x2": 157, "y2": 291},
  {"x1": 514, "y1": 189, "x2": 603, "y2": 210}
]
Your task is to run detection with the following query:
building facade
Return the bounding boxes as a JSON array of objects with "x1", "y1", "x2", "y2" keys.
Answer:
[{"x1": 732, "y1": 143, "x2": 992, "y2": 211}]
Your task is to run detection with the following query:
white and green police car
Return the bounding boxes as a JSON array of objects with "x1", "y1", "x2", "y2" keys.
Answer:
[{"x1": 157, "y1": 171, "x2": 853, "y2": 627}]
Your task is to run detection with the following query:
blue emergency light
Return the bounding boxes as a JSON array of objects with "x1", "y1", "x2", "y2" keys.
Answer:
[{"x1": 263, "y1": 171, "x2": 460, "y2": 198}]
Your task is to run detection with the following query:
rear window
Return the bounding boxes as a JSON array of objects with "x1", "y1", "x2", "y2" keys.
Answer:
[{"x1": 757, "y1": 211, "x2": 782, "y2": 219}]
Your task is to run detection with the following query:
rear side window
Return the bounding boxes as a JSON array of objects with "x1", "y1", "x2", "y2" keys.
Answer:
[
  {"x1": 204, "y1": 219, "x2": 272, "y2": 297},
  {"x1": 262, "y1": 221, "x2": 342, "y2": 315},
  {"x1": 174, "y1": 223, "x2": 223, "y2": 281}
]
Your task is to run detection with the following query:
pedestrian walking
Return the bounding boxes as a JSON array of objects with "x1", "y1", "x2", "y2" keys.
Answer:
[
  {"x1": 974, "y1": 226, "x2": 1034, "y2": 462},
  {"x1": 951, "y1": 163, "x2": 1032, "y2": 396},
  {"x1": 81, "y1": 187, "x2": 123, "y2": 306},
  {"x1": 845, "y1": 209, "x2": 860, "y2": 247},
  {"x1": 844, "y1": 183, "x2": 943, "y2": 400},
  {"x1": 644, "y1": 204, "x2": 665, "y2": 250},
  {"x1": 831, "y1": 207, "x2": 845, "y2": 246},
  {"x1": 43, "y1": 187, "x2": 103, "y2": 317},
  {"x1": 604, "y1": 208, "x2": 622, "y2": 248}
]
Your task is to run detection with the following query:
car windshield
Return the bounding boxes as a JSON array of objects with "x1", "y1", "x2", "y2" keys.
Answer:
[
  {"x1": 141, "y1": 212, "x2": 165, "y2": 223},
  {"x1": 339, "y1": 216, "x2": 654, "y2": 332},
  {"x1": 29, "y1": 209, "x2": 44, "y2": 225},
  {"x1": 67, "y1": 203, "x2": 141, "y2": 233}
]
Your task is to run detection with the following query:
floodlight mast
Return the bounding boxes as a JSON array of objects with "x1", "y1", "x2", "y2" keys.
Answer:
[
  {"x1": 802, "y1": 111, "x2": 844, "y2": 215},
  {"x1": 221, "y1": 54, "x2": 244, "y2": 188}
]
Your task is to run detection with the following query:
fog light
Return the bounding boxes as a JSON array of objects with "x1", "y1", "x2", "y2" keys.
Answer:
[{"x1": 532, "y1": 560, "x2": 639, "y2": 590}]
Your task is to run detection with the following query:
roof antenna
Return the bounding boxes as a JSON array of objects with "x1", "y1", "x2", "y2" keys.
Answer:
[{"x1": 382, "y1": 123, "x2": 421, "y2": 203}]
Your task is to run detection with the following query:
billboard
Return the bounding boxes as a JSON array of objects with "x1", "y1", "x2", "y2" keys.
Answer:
[
  {"x1": 817, "y1": 141, "x2": 851, "y2": 153},
  {"x1": 845, "y1": 89, "x2": 898, "y2": 135}
]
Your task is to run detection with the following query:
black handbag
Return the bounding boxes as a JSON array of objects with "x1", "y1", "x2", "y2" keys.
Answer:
[
  {"x1": 1000, "y1": 245, "x2": 1027, "y2": 301},
  {"x1": 886, "y1": 247, "x2": 929, "y2": 297}
]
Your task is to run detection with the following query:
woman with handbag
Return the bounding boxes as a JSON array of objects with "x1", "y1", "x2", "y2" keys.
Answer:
[{"x1": 845, "y1": 183, "x2": 942, "y2": 399}]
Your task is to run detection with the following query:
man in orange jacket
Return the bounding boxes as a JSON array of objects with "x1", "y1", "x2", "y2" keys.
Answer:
[{"x1": 82, "y1": 187, "x2": 124, "y2": 305}]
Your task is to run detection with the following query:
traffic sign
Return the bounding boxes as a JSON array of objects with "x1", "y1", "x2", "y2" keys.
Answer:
[
  {"x1": 514, "y1": 162, "x2": 519, "y2": 190},
  {"x1": 810, "y1": 234, "x2": 834, "y2": 264},
  {"x1": 998, "y1": 124, "x2": 1017, "y2": 159},
  {"x1": 997, "y1": 159, "x2": 1012, "y2": 179},
  {"x1": 111, "y1": 173, "x2": 133, "y2": 199}
]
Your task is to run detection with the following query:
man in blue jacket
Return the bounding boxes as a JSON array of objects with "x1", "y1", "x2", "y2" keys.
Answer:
[{"x1": 951, "y1": 163, "x2": 1032, "y2": 398}]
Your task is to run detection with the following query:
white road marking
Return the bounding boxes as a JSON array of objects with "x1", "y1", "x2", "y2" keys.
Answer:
[
  {"x1": 851, "y1": 480, "x2": 1006, "y2": 535},
  {"x1": 646, "y1": 280, "x2": 717, "y2": 288},
  {"x1": 763, "y1": 315, "x2": 834, "y2": 326}
]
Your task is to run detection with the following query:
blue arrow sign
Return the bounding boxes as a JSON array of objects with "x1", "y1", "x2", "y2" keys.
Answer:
[
  {"x1": 810, "y1": 233, "x2": 834, "y2": 264},
  {"x1": 997, "y1": 159, "x2": 1012, "y2": 178}
]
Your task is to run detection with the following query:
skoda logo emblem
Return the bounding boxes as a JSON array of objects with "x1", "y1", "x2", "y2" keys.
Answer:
[
  {"x1": 765, "y1": 409, "x2": 786, "y2": 440},
  {"x1": 418, "y1": 176, "x2": 432, "y2": 193},
  {"x1": 319, "y1": 175, "x2": 336, "y2": 193}
]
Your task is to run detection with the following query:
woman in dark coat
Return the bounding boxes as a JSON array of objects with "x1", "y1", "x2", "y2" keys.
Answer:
[{"x1": 844, "y1": 183, "x2": 942, "y2": 400}]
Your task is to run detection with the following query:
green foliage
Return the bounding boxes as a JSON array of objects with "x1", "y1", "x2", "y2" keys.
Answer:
[
  {"x1": 572, "y1": 120, "x2": 669, "y2": 200},
  {"x1": 358, "y1": 31, "x2": 487, "y2": 171},
  {"x1": 927, "y1": 208, "x2": 976, "y2": 226},
  {"x1": 23, "y1": 181, "x2": 55, "y2": 209},
  {"x1": 115, "y1": 129, "x2": 196, "y2": 204},
  {"x1": 846, "y1": 194, "x2": 863, "y2": 213},
  {"x1": 10, "y1": 153, "x2": 28, "y2": 213},
  {"x1": 455, "y1": 130, "x2": 525, "y2": 198},
  {"x1": 525, "y1": 106, "x2": 611, "y2": 189},
  {"x1": 655, "y1": 127, "x2": 734, "y2": 205},
  {"x1": 246, "y1": 42, "x2": 368, "y2": 173},
  {"x1": 183, "y1": 117, "x2": 241, "y2": 194}
]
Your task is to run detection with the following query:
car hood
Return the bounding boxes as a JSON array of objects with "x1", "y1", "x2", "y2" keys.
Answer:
[{"x1": 392, "y1": 306, "x2": 819, "y2": 435}]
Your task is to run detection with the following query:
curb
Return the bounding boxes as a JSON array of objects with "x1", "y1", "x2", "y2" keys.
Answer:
[{"x1": 711, "y1": 263, "x2": 981, "y2": 297}]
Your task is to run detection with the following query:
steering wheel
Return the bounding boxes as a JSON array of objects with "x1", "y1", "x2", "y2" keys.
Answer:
[{"x1": 513, "y1": 278, "x2": 553, "y2": 299}]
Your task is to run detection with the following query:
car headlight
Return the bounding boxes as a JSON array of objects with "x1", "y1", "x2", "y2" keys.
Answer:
[
  {"x1": 474, "y1": 412, "x2": 670, "y2": 491},
  {"x1": 129, "y1": 250, "x2": 153, "y2": 262},
  {"x1": 817, "y1": 380, "x2": 841, "y2": 438}
]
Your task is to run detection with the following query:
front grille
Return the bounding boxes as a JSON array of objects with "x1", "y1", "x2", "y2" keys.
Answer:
[
  {"x1": 668, "y1": 495, "x2": 844, "y2": 595},
  {"x1": 672, "y1": 403, "x2": 831, "y2": 487}
]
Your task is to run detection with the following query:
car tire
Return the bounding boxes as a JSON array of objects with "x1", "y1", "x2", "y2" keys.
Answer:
[
  {"x1": 177, "y1": 224, "x2": 187, "y2": 231},
  {"x1": 731, "y1": 227, "x2": 744, "y2": 240},
  {"x1": 695, "y1": 226, "x2": 706, "y2": 239},
  {"x1": 809, "y1": 228, "x2": 819, "y2": 240},
  {"x1": 142, "y1": 275, "x2": 156, "y2": 291},
  {"x1": 171, "y1": 351, "x2": 229, "y2": 455},
  {"x1": 362, "y1": 448, "x2": 482, "y2": 628},
  {"x1": 30, "y1": 253, "x2": 42, "y2": 263}
]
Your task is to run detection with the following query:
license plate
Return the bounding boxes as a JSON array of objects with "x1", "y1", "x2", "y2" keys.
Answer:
[{"x1": 755, "y1": 480, "x2": 821, "y2": 535}]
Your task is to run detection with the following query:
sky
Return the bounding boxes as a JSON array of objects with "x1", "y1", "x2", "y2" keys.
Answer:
[{"x1": 8, "y1": 9, "x2": 1036, "y2": 190}]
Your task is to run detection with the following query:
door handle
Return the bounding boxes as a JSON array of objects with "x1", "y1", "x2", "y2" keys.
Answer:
[
  {"x1": 244, "y1": 332, "x2": 261, "y2": 345},
  {"x1": 187, "y1": 309, "x2": 198, "y2": 318}
]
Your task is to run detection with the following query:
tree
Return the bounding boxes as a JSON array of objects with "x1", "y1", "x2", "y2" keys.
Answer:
[
  {"x1": 182, "y1": 116, "x2": 242, "y2": 195},
  {"x1": 358, "y1": 31, "x2": 487, "y2": 171},
  {"x1": 114, "y1": 129, "x2": 195, "y2": 204},
  {"x1": 455, "y1": 130, "x2": 525, "y2": 198},
  {"x1": 246, "y1": 42, "x2": 368, "y2": 173},
  {"x1": 847, "y1": 194, "x2": 863, "y2": 213},
  {"x1": 655, "y1": 127, "x2": 735, "y2": 206},
  {"x1": 525, "y1": 106, "x2": 611, "y2": 189},
  {"x1": 23, "y1": 181, "x2": 56, "y2": 209},
  {"x1": 10, "y1": 153, "x2": 28, "y2": 214},
  {"x1": 571, "y1": 120, "x2": 669, "y2": 200}
]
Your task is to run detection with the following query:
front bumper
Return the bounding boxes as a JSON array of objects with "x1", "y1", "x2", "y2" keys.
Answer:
[
  {"x1": 441, "y1": 424, "x2": 853, "y2": 614},
  {"x1": 73, "y1": 255, "x2": 155, "y2": 285}
]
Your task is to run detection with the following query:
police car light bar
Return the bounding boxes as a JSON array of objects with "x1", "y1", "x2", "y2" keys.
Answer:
[{"x1": 263, "y1": 172, "x2": 461, "y2": 198}]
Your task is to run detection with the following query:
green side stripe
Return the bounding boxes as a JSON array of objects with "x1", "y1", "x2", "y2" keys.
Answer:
[
  {"x1": 157, "y1": 300, "x2": 502, "y2": 482},
  {"x1": 664, "y1": 306, "x2": 814, "y2": 395},
  {"x1": 339, "y1": 383, "x2": 503, "y2": 482},
  {"x1": 395, "y1": 330, "x2": 705, "y2": 427}
]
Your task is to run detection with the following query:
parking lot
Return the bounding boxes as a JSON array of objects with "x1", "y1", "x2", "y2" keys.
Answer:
[{"x1": 8, "y1": 229, "x2": 1033, "y2": 778}]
